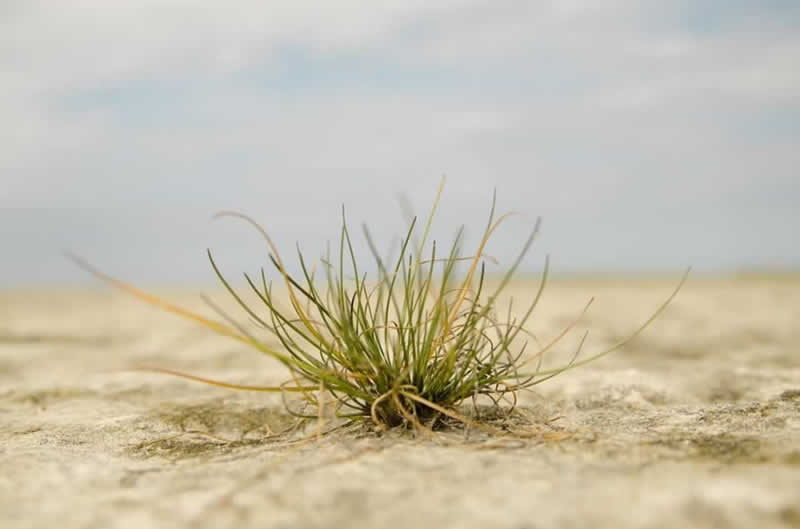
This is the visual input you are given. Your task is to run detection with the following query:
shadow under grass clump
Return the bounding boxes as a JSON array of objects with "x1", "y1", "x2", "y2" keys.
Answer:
[
  {"x1": 154, "y1": 401, "x2": 296, "y2": 437},
  {"x1": 129, "y1": 401, "x2": 298, "y2": 461},
  {"x1": 689, "y1": 434, "x2": 763, "y2": 463},
  {"x1": 647, "y1": 433, "x2": 765, "y2": 464},
  {"x1": 70, "y1": 180, "x2": 687, "y2": 434},
  {"x1": 644, "y1": 432, "x2": 800, "y2": 466},
  {"x1": 130, "y1": 434, "x2": 257, "y2": 462}
]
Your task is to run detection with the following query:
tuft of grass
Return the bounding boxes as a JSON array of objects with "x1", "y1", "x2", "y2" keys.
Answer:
[{"x1": 69, "y1": 180, "x2": 688, "y2": 431}]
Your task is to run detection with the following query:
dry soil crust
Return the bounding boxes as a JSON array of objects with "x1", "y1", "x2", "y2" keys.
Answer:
[{"x1": 1, "y1": 278, "x2": 799, "y2": 529}]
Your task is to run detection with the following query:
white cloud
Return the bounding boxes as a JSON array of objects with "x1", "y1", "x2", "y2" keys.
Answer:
[{"x1": 1, "y1": 1, "x2": 798, "y2": 282}]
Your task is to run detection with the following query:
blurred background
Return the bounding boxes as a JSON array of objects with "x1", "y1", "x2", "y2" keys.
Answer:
[{"x1": 2, "y1": 1, "x2": 798, "y2": 287}]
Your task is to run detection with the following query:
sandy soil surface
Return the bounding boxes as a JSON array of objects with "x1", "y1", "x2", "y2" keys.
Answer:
[{"x1": 1, "y1": 277, "x2": 799, "y2": 529}]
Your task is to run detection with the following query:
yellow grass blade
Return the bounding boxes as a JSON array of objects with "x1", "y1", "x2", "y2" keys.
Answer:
[
  {"x1": 212, "y1": 211, "x2": 333, "y2": 350},
  {"x1": 128, "y1": 366, "x2": 315, "y2": 392},
  {"x1": 65, "y1": 252, "x2": 292, "y2": 363}
]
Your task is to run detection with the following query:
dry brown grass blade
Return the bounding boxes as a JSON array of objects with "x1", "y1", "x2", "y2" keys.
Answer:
[
  {"x1": 516, "y1": 297, "x2": 595, "y2": 370},
  {"x1": 126, "y1": 365, "x2": 315, "y2": 392},
  {"x1": 64, "y1": 252, "x2": 291, "y2": 363},
  {"x1": 212, "y1": 211, "x2": 332, "y2": 350}
]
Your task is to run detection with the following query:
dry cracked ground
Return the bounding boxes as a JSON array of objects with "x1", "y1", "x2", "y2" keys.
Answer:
[{"x1": 1, "y1": 277, "x2": 799, "y2": 529}]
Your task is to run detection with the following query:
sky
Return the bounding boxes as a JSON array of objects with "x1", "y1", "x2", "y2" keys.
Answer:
[{"x1": 2, "y1": 1, "x2": 798, "y2": 286}]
